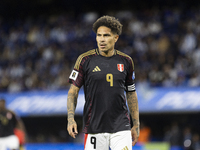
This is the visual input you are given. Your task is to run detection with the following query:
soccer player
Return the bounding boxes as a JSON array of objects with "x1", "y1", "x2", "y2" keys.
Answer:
[
  {"x1": 0, "y1": 98, "x2": 26, "y2": 150},
  {"x1": 67, "y1": 15, "x2": 140, "y2": 150}
]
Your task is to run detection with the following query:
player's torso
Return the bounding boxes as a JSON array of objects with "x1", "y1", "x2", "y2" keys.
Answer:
[
  {"x1": 83, "y1": 54, "x2": 128, "y2": 92},
  {"x1": 82, "y1": 51, "x2": 131, "y2": 133},
  {"x1": 0, "y1": 111, "x2": 16, "y2": 137}
]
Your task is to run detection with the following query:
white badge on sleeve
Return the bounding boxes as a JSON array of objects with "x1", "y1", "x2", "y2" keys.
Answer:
[{"x1": 69, "y1": 70, "x2": 79, "y2": 81}]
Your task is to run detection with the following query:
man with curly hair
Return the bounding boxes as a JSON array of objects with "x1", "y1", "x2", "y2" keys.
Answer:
[{"x1": 67, "y1": 15, "x2": 140, "y2": 150}]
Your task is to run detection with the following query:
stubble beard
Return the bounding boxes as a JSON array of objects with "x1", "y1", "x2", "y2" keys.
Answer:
[{"x1": 99, "y1": 45, "x2": 114, "y2": 56}]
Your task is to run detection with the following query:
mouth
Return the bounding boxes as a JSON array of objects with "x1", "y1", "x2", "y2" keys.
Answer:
[{"x1": 100, "y1": 43, "x2": 106, "y2": 49}]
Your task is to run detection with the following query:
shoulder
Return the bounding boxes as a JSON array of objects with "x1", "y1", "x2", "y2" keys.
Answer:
[
  {"x1": 6, "y1": 109, "x2": 18, "y2": 120},
  {"x1": 116, "y1": 50, "x2": 134, "y2": 68},
  {"x1": 74, "y1": 49, "x2": 97, "y2": 70},
  {"x1": 7, "y1": 109, "x2": 16, "y2": 116}
]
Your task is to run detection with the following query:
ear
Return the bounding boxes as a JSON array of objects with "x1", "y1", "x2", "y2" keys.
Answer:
[{"x1": 114, "y1": 35, "x2": 119, "y2": 43}]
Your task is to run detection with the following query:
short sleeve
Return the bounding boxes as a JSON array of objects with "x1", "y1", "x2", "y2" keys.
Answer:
[
  {"x1": 68, "y1": 55, "x2": 84, "y2": 88},
  {"x1": 125, "y1": 57, "x2": 136, "y2": 92}
]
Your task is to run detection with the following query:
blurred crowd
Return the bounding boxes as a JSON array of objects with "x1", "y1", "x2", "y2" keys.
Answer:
[
  {"x1": 137, "y1": 119, "x2": 200, "y2": 150},
  {"x1": 1, "y1": 6, "x2": 200, "y2": 93},
  {"x1": 163, "y1": 122, "x2": 200, "y2": 150}
]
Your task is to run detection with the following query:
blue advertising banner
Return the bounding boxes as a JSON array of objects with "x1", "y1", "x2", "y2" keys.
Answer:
[
  {"x1": 137, "y1": 87, "x2": 200, "y2": 113},
  {"x1": 1, "y1": 87, "x2": 200, "y2": 116}
]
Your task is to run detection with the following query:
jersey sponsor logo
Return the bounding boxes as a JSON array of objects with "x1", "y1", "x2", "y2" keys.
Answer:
[
  {"x1": 0, "y1": 114, "x2": 9, "y2": 125},
  {"x1": 92, "y1": 66, "x2": 101, "y2": 72},
  {"x1": 69, "y1": 70, "x2": 79, "y2": 81},
  {"x1": 117, "y1": 64, "x2": 124, "y2": 72}
]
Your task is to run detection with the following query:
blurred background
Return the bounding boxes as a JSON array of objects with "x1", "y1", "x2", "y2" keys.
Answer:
[{"x1": 0, "y1": 0, "x2": 200, "y2": 149}]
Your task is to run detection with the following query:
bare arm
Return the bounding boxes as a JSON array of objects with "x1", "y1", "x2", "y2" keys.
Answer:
[
  {"x1": 126, "y1": 91, "x2": 140, "y2": 146},
  {"x1": 67, "y1": 84, "x2": 80, "y2": 138}
]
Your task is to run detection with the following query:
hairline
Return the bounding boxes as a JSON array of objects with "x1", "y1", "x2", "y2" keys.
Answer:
[{"x1": 96, "y1": 25, "x2": 119, "y2": 35}]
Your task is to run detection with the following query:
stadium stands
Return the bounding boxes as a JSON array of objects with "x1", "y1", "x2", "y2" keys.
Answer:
[{"x1": 0, "y1": 7, "x2": 200, "y2": 93}]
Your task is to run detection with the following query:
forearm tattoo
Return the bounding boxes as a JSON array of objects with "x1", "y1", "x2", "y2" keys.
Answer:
[
  {"x1": 126, "y1": 91, "x2": 140, "y2": 136},
  {"x1": 67, "y1": 85, "x2": 79, "y2": 125}
]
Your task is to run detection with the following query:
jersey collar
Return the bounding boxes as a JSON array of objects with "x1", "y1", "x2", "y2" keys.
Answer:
[{"x1": 95, "y1": 48, "x2": 117, "y2": 56}]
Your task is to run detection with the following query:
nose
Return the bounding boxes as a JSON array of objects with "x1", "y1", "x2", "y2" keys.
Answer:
[{"x1": 99, "y1": 36, "x2": 105, "y2": 41}]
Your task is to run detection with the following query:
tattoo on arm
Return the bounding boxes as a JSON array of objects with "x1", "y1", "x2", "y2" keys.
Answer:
[
  {"x1": 67, "y1": 85, "x2": 79, "y2": 125},
  {"x1": 133, "y1": 119, "x2": 137, "y2": 126},
  {"x1": 126, "y1": 91, "x2": 140, "y2": 136},
  {"x1": 136, "y1": 127, "x2": 139, "y2": 135}
]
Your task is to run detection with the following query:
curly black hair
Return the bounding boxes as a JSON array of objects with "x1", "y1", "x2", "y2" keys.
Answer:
[{"x1": 92, "y1": 15, "x2": 123, "y2": 35}]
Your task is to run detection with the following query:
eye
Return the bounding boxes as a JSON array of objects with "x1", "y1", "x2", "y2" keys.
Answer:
[{"x1": 104, "y1": 34, "x2": 110, "y2": 36}]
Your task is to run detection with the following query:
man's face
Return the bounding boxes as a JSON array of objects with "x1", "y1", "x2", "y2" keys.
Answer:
[{"x1": 96, "y1": 26, "x2": 119, "y2": 54}]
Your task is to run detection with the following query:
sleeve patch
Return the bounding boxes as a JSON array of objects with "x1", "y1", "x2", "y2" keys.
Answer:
[
  {"x1": 69, "y1": 70, "x2": 79, "y2": 81},
  {"x1": 132, "y1": 71, "x2": 135, "y2": 80}
]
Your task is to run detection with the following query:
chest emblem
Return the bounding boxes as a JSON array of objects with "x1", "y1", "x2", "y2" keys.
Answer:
[
  {"x1": 117, "y1": 64, "x2": 124, "y2": 72},
  {"x1": 6, "y1": 112, "x2": 12, "y2": 119}
]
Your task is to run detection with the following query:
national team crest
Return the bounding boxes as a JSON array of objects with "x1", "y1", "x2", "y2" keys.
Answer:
[{"x1": 117, "y1": 64, "x2": 124, "y2": 72}]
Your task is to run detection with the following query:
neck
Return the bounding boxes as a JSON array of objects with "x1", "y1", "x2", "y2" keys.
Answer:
[{"x1": 99, "y1": 49, "x2": 115, "y2": 57}]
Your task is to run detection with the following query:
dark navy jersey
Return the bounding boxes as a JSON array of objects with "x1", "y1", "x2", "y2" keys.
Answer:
[
  {"x1": 68, "y1": 49, "x2": 136, "y2": 134},
  {"x1": 0, "y1": 110, "x2": 17, "y2": 137}
]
